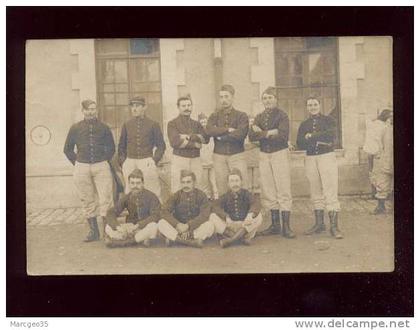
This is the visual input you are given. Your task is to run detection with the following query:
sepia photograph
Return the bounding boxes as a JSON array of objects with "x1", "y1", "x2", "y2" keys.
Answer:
[{"x1": 25, "y1": 35, "x2": 395, "y2": 275}]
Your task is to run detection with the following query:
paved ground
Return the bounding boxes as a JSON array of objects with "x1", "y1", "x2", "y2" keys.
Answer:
[{"x1": 26, "y1": 197, "x2": 394, "y2": 275}]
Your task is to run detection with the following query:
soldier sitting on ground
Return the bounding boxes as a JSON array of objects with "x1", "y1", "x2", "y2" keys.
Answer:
[
  {"x1": 157, "y1": 170, "x2": 214, "y2": 248},
  {"x1": 104, "y1": 169, "x2": 161, "y2": 248},
  {"x1": 210, "y1": 168, "x2": 263, "y2": 248}
]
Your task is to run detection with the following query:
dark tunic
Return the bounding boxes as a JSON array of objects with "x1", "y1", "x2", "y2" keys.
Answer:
[
  {"x1": 213, "y1": 188, "x2": 261, "y2": 221},
  {"x1": 167, "y1": 115, "x2": 209, "y2": 158},
  {"x1": 296, "y1": 114, "x2": 336, "y2": 156},
  {"x1": 105, "y1": 189, "x2": 161, "y2": 229},
  {"x1": 63, "y1": 118, "x2": 115, "y2": 165},
  {"x1": 161, "y1": 188, "x2": 211, "y2": 231},
  {"x1": 206, "y1": 108, "x2": 249, "y2": 155},
  {"x1": 118, "y1": 116, "x2": 166, "y2": 165},
  {"x1": 248, "y1": 107, "x2": 289, "y2": 153}
]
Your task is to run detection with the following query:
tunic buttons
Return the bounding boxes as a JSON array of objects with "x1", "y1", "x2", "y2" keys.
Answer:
[{"x1": 89, "y1": 124, "x2": 94, "y2": 163}]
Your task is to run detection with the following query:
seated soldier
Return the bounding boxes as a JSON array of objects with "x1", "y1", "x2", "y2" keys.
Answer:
[
  {"x1": 210, "y1": 168, "x2": 263, "y2": 248},
  {"x1": 104, "y1": 169, "x2": 161, "y2": 248},
  {"x1": 157, "y1": 170, "x2": 214, "y2": 248}
]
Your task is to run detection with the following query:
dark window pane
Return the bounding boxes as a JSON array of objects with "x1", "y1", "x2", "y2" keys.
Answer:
[
  {"x1": 102, "y1": 106, "x2": 116, "y2": 127},
  {"x1": 308, "y1": 53, "x2": 324, "y2": 84},
  {"x1": 130, "y1": 39, "x2": 159, "y2": 55},
  {"x1": 275, "y1": 37, "x2": 306, "y2": 53},
  {"x1": 323, "y1": 54, "x2": 337, "y2": 75},
  {"x1": 322, "y1": 97, "x2": 336, "y2": 114},
  {"x1": 115, "y1": 93, "x2": 129, "y2": 105},
  {"x1": 145, "y1": 92, "x2": 161, "y2": 105},
  {"x1": 114, "y1": 60, "x2": 128, "y2": 82},
  {"x1": 99, "y1": 60, "x2": 115, "y2": 83},
  {"x1": 101, "y1": 93, "x2": 115, "y2": 105},
  {"x1": 277, "y1": 87, "x2": 303, "y2": 99},
  {"x1": 96, "y1": 39, "x2": 128, "y2": 55},
  {"x1": 115, "y1": 84, "x2": 129, "y2": 92},
  {"x1": 102, "y1": 84, "x2": 114, "y2": 92},
  {"x1": 117, "y1": 106, "x2": 131, "y2": 123},
  {"x1": 145, "y1": 103, "x2": 162, "y2": 126},
  {"x1": 132, "y1": 82, "x2": 161, "y2": 93},
  {"x1": 306, "y1": 37, "x2": 336, "y2": 49},
  {"x1": 130, "y1": 58, "x2": 160, "y2": 82},
  {"x1": 291, "y1": 99, "x2": 306, "y2": 121}
]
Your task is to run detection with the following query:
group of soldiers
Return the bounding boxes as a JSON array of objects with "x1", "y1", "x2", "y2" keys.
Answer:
[{"x1": 64, "y1": 84, "x2": 343, "y2": 249}]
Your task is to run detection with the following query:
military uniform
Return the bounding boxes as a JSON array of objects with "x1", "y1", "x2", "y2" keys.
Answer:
[
  {"x1": 167, "y1": 115, "x2": 209, "y2": 192},
  {"x1": 64, "y1": 117, "x2": 115, "y2": 221},
  {"x1": 118, "y1": 116, "x2": 166, "y2": 198},
  {"x1": 370, "y1": 123, "x2": 393, "y2": 200},
  {"x1": 210, "y1": 188, "x2": 263, "y2": 241},
  {"x1": 158, "y1": 188, "x2": 215, "y2": 242},
  {"x1": 297, "y1": 113, "x2": 342, "y2": 238},
  {"x1": 249, "y1": 107, "x2": 292, "y2": 212},
  {"x1": 297, "y1": 114, "x2": 340, "y2": 211},
  {"x1": 104, "y1": 188, "x2": 161, "y2": 245},
  {"x1": 206, "y1": 108, "x2": 249, "y2": 194}
]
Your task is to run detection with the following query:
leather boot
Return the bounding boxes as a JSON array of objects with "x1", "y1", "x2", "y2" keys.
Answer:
[
  {"x1": 175, "y1": 236, "x2": 203, "y2": 248},
  {"x1": 84, "y1": 217, "x2": 100, "y2": 242},
  {"x1": 304, "y1": 210, "x2": 326, "y2": 235},
  {"x1": 373, "y1": 199, "x2": 386, "y2": 214},
  {"x1": 281, "y1": 211, "x2": 296, "y2": 238},
  {"x1": 220, "y1": 228, "x2": 247, "y2": 248},
  {"x1": 328, "y1": 211, "x2": 343, "y2": 239},
  {"x1": 260, "y1": 210, "x2": 282, "y2": 235}
]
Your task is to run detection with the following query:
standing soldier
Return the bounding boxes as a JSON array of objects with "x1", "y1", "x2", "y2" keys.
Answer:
[
  {"x1": 296, "y1": 95, "x2": 343, "y2": 239},
  {"x1": 63, "y1": 99, "x2": 115, "y2": 242},
  {"x1": 210, "y1": 168, "x2": 263, "y2": 248},
  {"x1": 370, "y1": 112, "x2": 393, "y2": 214},
  {"x1": 104, "y1": 169, "x2": 161, "y2": 248},
  {"x1": 249, "y1": 87, "x2": 295, "y2": 238},
  {"x1": 167, "y1": 96, "x2": 209, "y2": 193},
  {"x1": 206, "y1": 85, "x2": 249, "y2": 195},
  {"x1": 118, "y1": 96, "x2": 166, "y2": 199},
  {"x1": 158, "y1": 170, "x2": 214, "y2": 248}
]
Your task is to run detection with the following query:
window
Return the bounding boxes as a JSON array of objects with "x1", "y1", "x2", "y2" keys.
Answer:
[
  {"x1": 95, "y1": 38, "x2": 162, "y2": 141},
  {"x1": 274, "y1": 37, "x2": 341, "y2": 148}
]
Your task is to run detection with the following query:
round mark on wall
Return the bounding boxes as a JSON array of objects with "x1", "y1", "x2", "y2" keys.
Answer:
[{"x1": 31, "y1": 125, "x2": 51, "y2": 146}]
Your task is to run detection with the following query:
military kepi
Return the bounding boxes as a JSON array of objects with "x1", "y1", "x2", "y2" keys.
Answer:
[
  {"x1": 129, "y1": 96, "x2": 146, "y2": 106},
  {"x1": 220, "y1": 84, "x2": 235, "y2": 95},
  {"x1": 81, "y1": 99, "x2": 96, "y2": 109},
  {"x1": 262, "y1": 86, "x2": 277, "y2": 98}
]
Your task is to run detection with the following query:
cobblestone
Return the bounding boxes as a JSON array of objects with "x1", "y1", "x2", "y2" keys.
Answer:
[{"x1": 27, "y1": 197, "x2": 392, "y2": 226}]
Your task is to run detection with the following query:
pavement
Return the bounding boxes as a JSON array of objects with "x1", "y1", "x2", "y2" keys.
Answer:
[{"x1": 26, "y1": 197, "x2": 394, "y2": 275}]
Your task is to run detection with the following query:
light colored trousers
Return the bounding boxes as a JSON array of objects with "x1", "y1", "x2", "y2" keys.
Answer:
[
  {"x1": 210, "y1": 213, "x2": 263, "y2": 240},
  {"x1": 104, "y1": 222, "x2": 158, "y2": 243},
  {"x1": 304, "y1": 152, "x2": 340, "y2": 211},
  {"x1": 157, "y1": 219, "x2": 215, "y2": 241},
  {"x1": 259, "y1": 149, "x2": 292, "y2": 211},
  {"x1": 370, "y1": 157, "x2": 393, "y2": 199},
  {"x1": 213, "y1": 152, "x2": 249, "y2": 195},
  {"x1": 170, "y1": 154, "x2": 203, "y2": 193},
  {"x1": 201, "y1": 167, "x2": 219, "y2": 199},
  {"x1": 122, "y1": 157, "x2": 160, "y2": 198},
  {"x1": 73, "y1": 161, "x2": 113, "y2": 218}
]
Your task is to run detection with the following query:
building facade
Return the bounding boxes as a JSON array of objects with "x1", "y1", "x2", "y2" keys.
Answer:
[{"x1": 26, "y1": 37, "x2": 393, "y2": 209}]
